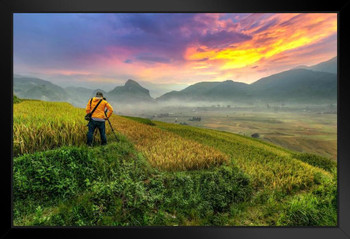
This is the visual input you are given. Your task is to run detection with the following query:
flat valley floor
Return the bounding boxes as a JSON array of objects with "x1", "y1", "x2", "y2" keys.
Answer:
[{"x1": 147, "y1": 110, "x2": 337, "y2": 160}]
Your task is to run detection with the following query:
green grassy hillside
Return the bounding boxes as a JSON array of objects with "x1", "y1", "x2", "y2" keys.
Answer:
[{"x1": 13, "y1": 100, "x2": 337, "y2": 226}]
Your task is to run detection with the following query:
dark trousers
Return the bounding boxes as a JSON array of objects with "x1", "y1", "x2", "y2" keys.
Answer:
[{"x1": 87, "y1": 120, "x2": 107, "y2": 145}]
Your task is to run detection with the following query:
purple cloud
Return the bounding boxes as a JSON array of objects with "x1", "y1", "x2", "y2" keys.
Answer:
[
  {"x1": 197, "y1": 30, "x2": 252, "y2": 48},
  {"x1": 252, "y1": 18, "x2": 278, "y2": 34},
  {"x1": 134, "y1": 53, "x2": 172, "y2": 64},
  {"x1": 124, "y1": 59, "x2": 133, "y2": 64},
  {"x1": 279, "y1": 14, "x2": 303, "y2": 27},
  {"x1": 13, "y1": 13, "x2": 255, "y2": 71}
]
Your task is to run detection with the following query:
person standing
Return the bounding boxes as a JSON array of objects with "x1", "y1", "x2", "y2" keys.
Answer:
[{"x1": 85, "y1": 92, "x2": 113, "y2": 146}]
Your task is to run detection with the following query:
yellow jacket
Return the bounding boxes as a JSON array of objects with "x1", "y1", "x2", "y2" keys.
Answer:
[{"x1": 85, "y1": 97, "x2": 114, "y2": 120}]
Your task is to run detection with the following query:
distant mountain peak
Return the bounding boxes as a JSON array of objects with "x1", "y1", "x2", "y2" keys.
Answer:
[
  {"x1": 125, "y1": 79, "x2": 141, "y2": 87},
  {"x1": 107, "y1": 79, "x2": 154, "y2": 103}
]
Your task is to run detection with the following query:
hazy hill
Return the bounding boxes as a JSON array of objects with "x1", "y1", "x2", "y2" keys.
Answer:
[
  {"x1": 205, "y1": 80, "x2": 251, "y2": 102},
  {"x1": 13, "y1": 76, "x2": 154, "y2": 107},
  {"x1": 294, "y1": 56, "x2": 337, "y2": 74},
  {"x1": 65, "y1": 87, "x2": 108, "y2": 107},
  {"x1": 310, "y1": 57, "x2": 337, "y2": 73},
  {"x1": 158, "y1": 80, "x2": 252, "y2": 103},
  {"x1": 65, "y1": 87, "x2": 93, "y2": 102},
  {"x1": 250, "y1": 69, "x2": 337, "y2": 103},
  {"x1": 157, "y1": 68, "x2": 336, "y2": 104},
  {"x1": 14, "y1": 76, "x2": 111, "y2": 108},
  {"x1": 157, "y1": 82, "x2": 221, "y2": 101},
  {"x1": 14, "y1": 75, "x2": 68, "y2": 101},
  {"x1": 108, "y1": 79, "x2": 155, "y2": 104}
]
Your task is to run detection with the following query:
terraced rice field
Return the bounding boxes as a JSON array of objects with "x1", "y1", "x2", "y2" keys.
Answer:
[
  {"x1": 13, "y1": 100, "x2": 337, "y2": 226},
  {"x1": 13, "y1": 100, "x2": 228, "y2": 171}
]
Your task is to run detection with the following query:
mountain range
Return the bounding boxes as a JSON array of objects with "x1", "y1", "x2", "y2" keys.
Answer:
[
  {"x1": 13, "y1": 76, "x2": 155, "y2": 108},
  {"x1": 157, "y1": 57, "x2": 337, "y2": 104},
  {"x1": 13, "y1": 57, "x2": 337, "y2": 107},
  {"x1": 293, "y1": 57, "x2": 337, "y2": 74},
  {"x1": 14, "y1": 76, "x2": 69, "y2": 101}
]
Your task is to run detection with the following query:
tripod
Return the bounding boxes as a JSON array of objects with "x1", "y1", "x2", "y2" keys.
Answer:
[{"x1": 104, "y1": 109, "x2": 119, "y2": 142}]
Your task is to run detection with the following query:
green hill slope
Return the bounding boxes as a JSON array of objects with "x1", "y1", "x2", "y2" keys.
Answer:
[{"x1": 13, "y1": 100, "x2": 337, "y2": 226}]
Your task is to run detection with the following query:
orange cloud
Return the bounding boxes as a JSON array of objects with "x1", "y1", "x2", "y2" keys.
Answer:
[{"x1": 184, "y1": 13, "x2": 337, "y2": 78}]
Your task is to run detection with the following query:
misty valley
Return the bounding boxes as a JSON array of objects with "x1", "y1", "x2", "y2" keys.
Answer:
[
  {"x1": 139, "y1": 106, "x2": 337, "y2": 160},
  {"x1": 14, "y1": 57, "x2": 337, "y2": 159}
]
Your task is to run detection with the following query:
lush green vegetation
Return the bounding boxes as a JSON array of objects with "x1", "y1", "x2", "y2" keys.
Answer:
[
  {"x1": 292, "y1": 153, "x2": 337, "y2": 173},
  {"x1": 153, "y1": 120, "x2": 337, "y2": 226},
  {"x1": 13, "y1": 95, "x2": 22, "y2": 104},
  {"x1": 13, "y1": 101, "x2": 337, "y2": 226},
  {"x1": 154, "y1": 121, "x2": 332, "y2": 192},
  {"x1": 14, "y1": 138, "x2": 252, "y2": 226},
  {"x1": 277, "y1": 178, "x2": 337, "y2": 226}
]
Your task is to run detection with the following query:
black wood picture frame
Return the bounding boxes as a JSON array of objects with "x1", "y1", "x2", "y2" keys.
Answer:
[{"x1": 2, "y1": 0, "x2": 350, "y2": 238}]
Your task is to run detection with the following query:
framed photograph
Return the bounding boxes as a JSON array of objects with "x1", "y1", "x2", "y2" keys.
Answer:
[{"x1": 2, "y1": 0, "x2": 350, "y2": 238}]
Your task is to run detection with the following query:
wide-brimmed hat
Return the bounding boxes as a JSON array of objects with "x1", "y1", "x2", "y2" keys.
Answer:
[{"x1": 96, "y1": 91, "x2": 103, "y2": 97}]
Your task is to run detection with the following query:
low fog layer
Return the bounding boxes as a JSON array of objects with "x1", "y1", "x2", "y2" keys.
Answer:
[{"x1": 13, "y1": 57, "x2": 337, "y2": 116}]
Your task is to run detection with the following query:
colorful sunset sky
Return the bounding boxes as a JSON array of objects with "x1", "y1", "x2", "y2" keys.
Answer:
[{"x1": 13, "y1": 13, "x2": 337, "y2": 92}]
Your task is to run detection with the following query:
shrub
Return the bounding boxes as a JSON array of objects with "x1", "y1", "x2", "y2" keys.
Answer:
[
  {"x1": 277, "y1": 176, "x2": 337, "y2": 226},
  {"x1": 14, "y1": 146, "x2": 97, "y2": 201},
  {"x1": 14, "y1": 142, "x2": 252, "y2": 226},
  {"x1": 293, "y1": 153, "x2": 337, "y2": 173},
  {"x1": 163, "y1": 166, "x2": 252, "y2": 217},
  {"x1": 40, "y1": 164, "x2": 252, "y2": 226},
  {"x1": 13, "y1": 95, "x2": 22, "y2": 104}
]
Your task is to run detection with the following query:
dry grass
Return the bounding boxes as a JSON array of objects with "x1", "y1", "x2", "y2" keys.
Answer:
[
  {"x1": 13, "y1": 100, "x2": 228, "y2": 171},
  {"x1": 109, "y1": 116, "x2": 229, "y2": 171},
  {"x1": 155, "y1": 121, "x2": 333, "y2": 193},
  {"x1": 13, "y1": 101, "x2": 93, "y2": 155}
]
